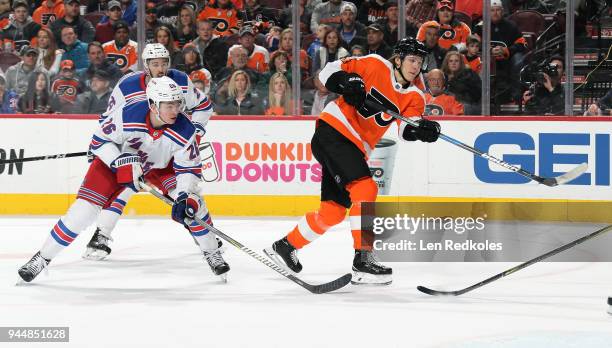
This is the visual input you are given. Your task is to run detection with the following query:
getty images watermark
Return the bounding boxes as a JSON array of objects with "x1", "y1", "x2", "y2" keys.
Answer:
[{"x1": 362, "y1": 202, "x2": 612, "y2": 262}]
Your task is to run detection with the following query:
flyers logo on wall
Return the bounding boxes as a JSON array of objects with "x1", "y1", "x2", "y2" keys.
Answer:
[{"x1": 198, "y1": 141, "x2": 322, "y2": 183}]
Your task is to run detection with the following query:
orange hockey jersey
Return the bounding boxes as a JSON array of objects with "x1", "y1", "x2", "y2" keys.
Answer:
[
  {"x1": 197, "y1": 6, "x2": 241, "y2": 37},
  {"x1": 424, "y1": 93, "x2": 464, "y2": 116},
  {"x1": 318, "y1": 54, "x2": 425, "y2": 157},
  {"x1": 33, "y1": 0, "x2": 65, "y2": 27},
  {"x1": 417, "y1": 21, "x2": 471, "y2": 50},
  {"x1": 103, "y1": 40, "x2": 138, "y2": 72},
  {"x1": 464, "y1": 55, "x2": 481, "y2": 74}
]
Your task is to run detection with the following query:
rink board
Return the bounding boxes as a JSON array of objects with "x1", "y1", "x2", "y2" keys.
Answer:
[{"x1": 1, "y1": 115, "x2": 611, "y2": 216}]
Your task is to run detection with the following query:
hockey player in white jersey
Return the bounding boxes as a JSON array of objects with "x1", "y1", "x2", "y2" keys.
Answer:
[
  {"x1": 84, "y1": 43, "x2": 215, "y2": 260},
  {"x1": 18, "y1": 77, "x2": 229, "y2": 283}
]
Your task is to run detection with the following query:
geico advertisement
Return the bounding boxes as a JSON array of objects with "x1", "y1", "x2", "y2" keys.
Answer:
[{"x1": 425, "y1": 120, "x2": 612, "y2": 200}]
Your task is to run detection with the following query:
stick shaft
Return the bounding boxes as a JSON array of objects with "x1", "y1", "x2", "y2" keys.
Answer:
[{"x1": 0, "y1": 151, "x2": 88, "y2": 164}]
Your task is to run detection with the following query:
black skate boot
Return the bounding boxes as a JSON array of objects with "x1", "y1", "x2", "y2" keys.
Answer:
[
  {"x1": 18, "y1": 252, "x2": 50, "y2": 283},
  {"x1": 351, "y1": 249, "x2": 392, "y2": 285},
  {"x1": 203, "y1": 248, "x2": 230, "y2": 282},
  {"x1": 83, "y1": 228, "x2": 112, "y2": 260},
  {"x1": 263, "y1": 237, "x2": 302, "y2": 273}
]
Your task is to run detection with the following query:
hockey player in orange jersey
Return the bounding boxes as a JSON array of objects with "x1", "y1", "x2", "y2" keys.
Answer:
[{"x1": 264, "y1": 38, "x2": 441, "y2": 285}]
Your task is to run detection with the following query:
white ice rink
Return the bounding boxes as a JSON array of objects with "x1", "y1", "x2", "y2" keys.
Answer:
[{"x1": 1, "y1": 217, "x2": 612, "y2": 348}]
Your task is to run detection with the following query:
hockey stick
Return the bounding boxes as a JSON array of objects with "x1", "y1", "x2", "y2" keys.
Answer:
[
  {"x1": 417, "y1": 224, "x2": 612, "y2": 296},
  {"x1": 364, "y1": 99, "x2": 588, "y2": 187},
  {"x1": 139, "y1": 182, "x2": 352, "y2": 294},
  {"x1": 0, "y1": 151, "x2": 88, "y2": 164}
]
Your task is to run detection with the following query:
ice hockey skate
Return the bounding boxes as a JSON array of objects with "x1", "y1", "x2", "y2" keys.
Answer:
[
  {"x1": 351, "y1": 250, "x2": 392, "y2": 285},
  {"x1": 264, "y1": 237, "x2": 302, "y2": 274},
  {"x1": 83, "y1": 228, "x2": 113, "y2": 261},
  {"x1": 203, "y1": 248, "x2": 230, "y2": 282},
  {"x1": 17, "y1": 251, "x2": 50, "y2": 283}
]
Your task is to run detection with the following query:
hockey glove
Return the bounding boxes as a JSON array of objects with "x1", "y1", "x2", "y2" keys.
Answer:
[
  {"x1": 172, "y1": 192, "x2": 202, "y2": 226},
  {"x1": 402, "y1": 119, "x2": 441, "y2": 143},
  {"x1": 341, "y1": 73, "x2": 367, "y2": 109},
  {"x1": 111, "y1": 154, "x2": 143, "y2": 192}
]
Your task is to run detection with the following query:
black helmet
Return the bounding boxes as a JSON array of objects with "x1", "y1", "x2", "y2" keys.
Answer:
[{"x1": 394, "y1": 37, "x2": 428, "y2": 59}]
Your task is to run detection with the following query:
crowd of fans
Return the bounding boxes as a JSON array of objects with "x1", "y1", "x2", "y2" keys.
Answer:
[{"x1": 0, "y1": 0, "x2": 609, "y2": 116}]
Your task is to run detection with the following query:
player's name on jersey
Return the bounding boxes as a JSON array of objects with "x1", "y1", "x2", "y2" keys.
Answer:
[{"x1": 373, "y1": 239, "x2": 503, "y2": 252}]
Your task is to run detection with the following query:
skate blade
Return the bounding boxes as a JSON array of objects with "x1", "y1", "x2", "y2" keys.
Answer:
[
  {"x1": 219, "y1": 273, "x2": 228, "y2": 283},
  {"x1": 82, "y1": 248, "x2": 109, "y2": 261},
  {"x1": 263, "y1": 248, "x2": 297, "y2": 276},
  {"x1": 350, "y1": 271, "x2": 392, "y2": 286}
]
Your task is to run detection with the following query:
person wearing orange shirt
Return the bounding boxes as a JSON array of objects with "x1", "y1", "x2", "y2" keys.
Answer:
[
  {"x1": 264, "y1": 38, "x2": 441, "y2": 285},
  {"x1": 197, "y1": 0, "x2": 242, "y2": 37},
  {"x1": 226, "y1": 26, "x2": 269, "y2": 73},
  {"x1": 463, "y1": 34, "x2": 481, "y2": 74},
  {"x1": 416, "y1": 0, "x2": 471, "y2": 50},
  {"x1": 33, "y1": 0, "x2": 65, "y2": 28},
  {"x1": 102, "y1": 20, "x2": 138, "y2": 74},
  {"x1": 424, "y1": 69, "x2": 464, "y2": 116}
]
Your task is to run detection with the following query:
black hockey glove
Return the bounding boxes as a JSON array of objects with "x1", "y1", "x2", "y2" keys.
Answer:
[
  {"x1": 340, "y1": 73, "x2": 366, "y2": 109},
  {"x1": 402, "y1": 118, "x2": 441, "y2": 143}
]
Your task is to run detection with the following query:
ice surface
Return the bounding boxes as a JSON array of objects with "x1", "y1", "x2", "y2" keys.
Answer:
[{"x1": 1, "y1": 217, "x2": 611, "y2": 348}]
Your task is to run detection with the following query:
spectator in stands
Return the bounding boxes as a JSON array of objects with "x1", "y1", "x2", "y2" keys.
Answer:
[
  {"x1": 265, "y1": 26, "x2": 282, "y2": 52},
  {"x1": 215, "y1": 70, "x2": 264, "y2": 115},
  {"x1": 442, "y1": 51, "x2": 481, "y2": 114},
  {"x1": 338, "y1": 3, "x2": 367, "y2": 49},
  {"x1": 154, "y1": 25, "x2": 183, "y2": 69},
  {"x1": 2, "y1": 0, "x2": 41, "y2": 53},
  {"x1": 406, "y1": 0, "x2": 437, "y2": 34},
  {"x1": 180, "y1": 44, "x2": 204, "y2": 74},
  {"x1": 102, "y1": 20, "x2": 137, "y2": 74},
  {"x1": 98, "y1": 0, "x2": 136, "y2": 26},
  {"x1": 0, "y1": 0, "x2": 12, "y2": 30},
  {"x1": 424, "y1": 69, "x2": 464, "y2": 115},
  {"x1": 86, "y1": 0, "x2": 110, "y2": 13},
  {"x1": 227, "y1": 26, "x2": 270, "y2": 73},
  {"x1": 5, "y1": 45, "x2": 39, "y2": 97},
  {"x1": 308, "y1": 24, "x2": 328, "y2": 60},
  {"x1": 191, "y1": 19, "x2": 228, "y2": 78},
  {"x1": 312, "y1": 27, "x2": 349, "y2": 75},
  {"x1": 175, "y1": 4, "x2": 198, "y2": 49},
  {"x1": 33, "y1": 27, "x2": 62, "y2": 76},
  {"x1": 81, "y1": 41, "x2": 122, "y2": 89},
  {"x1": 59, "y1": 26, "x2": 89, "y2": 74},
  {"x1": 215, "y1": 45, "x2": 260, "y2": 87},
  {"x1": 189, "y1": 69, "x2": 212, "y2": 96},
  {"x1": 50, "y1": 59, "x2": 81, "y2": 113},
  {"x1": 95, "y1": 0, "x2": 123, "y2": 44},
  {"x1": 357, "y1": 0, "x2": 388, "y2": 25},
  {"x1": 157, "y1": 0, "x2": 182, "y2": 26},
  {"x1": 417, "y1": 0, "x2": 471, "y2": 50},
  {"x1": 33, "y1": 0, "x2": 64, "y2": 28},
  {"x1": 18, "y1": 71, "x2": 52, "y2": 113},
  {"x1": 311, "y1": 69, "x2": 338, "y2": 115},
  {"x1": 258, "y1": 49, "x2": 292, "y2": 91},
  {"x1": 278, "y1": 28, "x2": 311, "y2": 81},
  {"x1": 265, "y1": 72, "x2": 292, "y2": 116},
  {"x1": 376, "y1": 1, "x2": 401, "y2": 47},
  {"x1": 197, "y1": 0, "x2": 243, "y2": 37},
  {"x1": 585, "y1": 89, "x2": 612, "y2": 116},
  {"x1": 350, "y1": 44, "x2": 365, "y2": 56},
  {"x1": 365, "y1": 23, "x2": 393, "y2": 58},
  {"x1": 0, "y1": 75, "x2": 19, "y2": 114},
  {"x1": 420, "y1": 21, "x2": 446, "y2": 72},
  {"x1": 143, "y1": 2, "x2": 162, "y2": 44},
  {"x1": 464, "y1": 34, "x2": 481, "y2": 74},
  {"x1": 310, "y1": 0, "x2": 350, "y2": 33},
  {"x1": 523, "y1": 55, "x2": 565, "y2": 116},
  {"x1": 279, "y1": 0, "x2": 311, "y2": 33},
  {"x1": 76, "y1": 70, "x2": 112, "y2": 114},
  {"x1": 455, "y1": 0, "x2": 482, "y2": 22},
  {"x1": 487, "y1": 0, "x2": 527, "y2": 106},
  {"x1": 50, "y1": 0, "x2": 96, "y2": 44},
  {"x1": 243, "y1": 0, "x2": 280, "y2": 35}
]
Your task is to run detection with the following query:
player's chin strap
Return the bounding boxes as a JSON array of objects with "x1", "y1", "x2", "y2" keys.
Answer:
[{"x1": 394, "y1": 64, "x2": 410, "y2": 89}]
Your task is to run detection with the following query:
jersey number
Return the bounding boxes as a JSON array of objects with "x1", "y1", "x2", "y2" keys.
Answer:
[{"x1": 359, "y1": 87, "x2": 400, "y2": 128}]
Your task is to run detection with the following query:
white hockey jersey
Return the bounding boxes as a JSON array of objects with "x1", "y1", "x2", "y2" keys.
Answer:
[
  {"x1": 91, "y1": 100, "x2": 202, "y2": 194},
  {"x1": 103, "y1": 69, "x2": 213, "y2": 135}
]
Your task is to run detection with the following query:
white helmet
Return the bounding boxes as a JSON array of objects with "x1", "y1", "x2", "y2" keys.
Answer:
[
  {"x1": 142, "y1": 43, "x2": 171, "y2": 76},
  {"x1": 146, "y1": 76, "x2": 185, "y2": 112}
]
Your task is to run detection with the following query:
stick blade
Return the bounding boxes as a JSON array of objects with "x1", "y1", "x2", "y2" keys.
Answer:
[
  {"x1": 417, "y1": 285, "x2": 460, "y2": 296},
  {"x1": 542, "y1": 162, "x2": 588, "y2": 186},
  {"x1": 300, "y1": 273, "x2": 352, "y2": 294}
]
